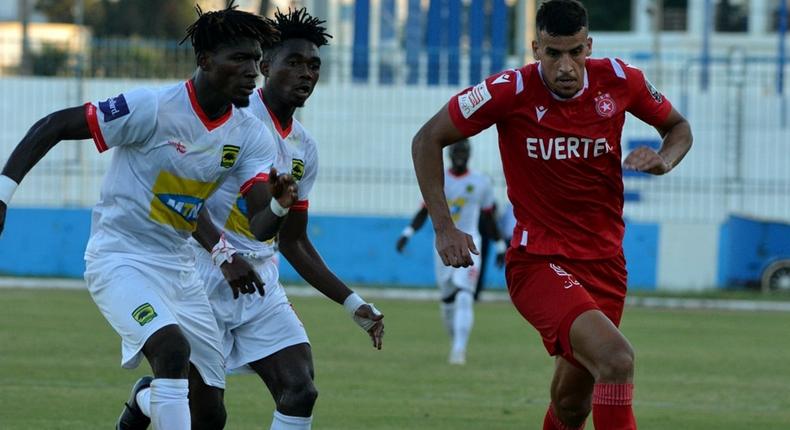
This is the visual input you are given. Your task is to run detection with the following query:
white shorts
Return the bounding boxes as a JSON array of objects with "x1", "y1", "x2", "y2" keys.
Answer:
[
  {"x1": 84, "y1": 255, "x2": 225, "y2": 389},
  {"x1": 194, "y1": 248, "x2": 309, "y2": 374},
  {"x1": 433, "y1": 235, "x2": 482, "y2": 300}
]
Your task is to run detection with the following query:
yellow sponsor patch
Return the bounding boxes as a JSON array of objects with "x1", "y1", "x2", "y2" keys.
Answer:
[
  {"x1": 224, "y1": 194, "x2": 256, "y2": 239},
  {"x1": 221, "y1": 145, "x2": 240, "y2": 168},
  {"x1": 448, "y1": 197, "x2": 466, "y2": 223},
  {"x1": 149, "y1": 170, "x2": 217, "y2": 231},
  {"x1": 291, "y1": 158, "x2": 305, "y2": 180}
]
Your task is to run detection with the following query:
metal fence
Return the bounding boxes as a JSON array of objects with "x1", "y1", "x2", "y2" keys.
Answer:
[{"x1": 0, "y1": 38, "x2": 788, "y2": 224}]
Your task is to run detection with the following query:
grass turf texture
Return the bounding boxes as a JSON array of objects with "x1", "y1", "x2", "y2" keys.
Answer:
[{"x1": 1, "y1": 287, "x2": 789, "y2": 429}]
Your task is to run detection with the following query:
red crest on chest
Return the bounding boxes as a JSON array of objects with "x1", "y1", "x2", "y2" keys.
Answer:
[{"x1": 594, "y1": 93, "x2": 616, "y2": 118}]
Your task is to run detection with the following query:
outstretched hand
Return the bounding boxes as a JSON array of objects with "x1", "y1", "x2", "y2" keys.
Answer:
[
  {"x1": 219, "y1": 254, "x2": 265, "y2": 299},
  {"x1": 623, "y1": 146, "x2": 671, "y2": 175},
  {"x1": 267, "y1": 167, "x2": 298, "y2": 208},
  {"x1": 395, "y1": 235, "x2": 409, "y2": 253},
  {"x1": 0, "y1": 201, "x2": 6, "y2": 236},
  {"x1": 354, "y1": 304, "x2": 384, "y2": 350},
  {"x1": 435, "y1": 226, "x2": 478, "y2": 268}
]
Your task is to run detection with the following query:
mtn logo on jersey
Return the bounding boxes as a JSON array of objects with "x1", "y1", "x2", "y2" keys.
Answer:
[
  {"x1": 98, "y1": 94, "x2": 130, "y2": 122},
  {"x1": 224, "y1": 195, "x2": 256, "y2": 239},
  {"x1": 594, "y1": 93, "x2": 616, "y2": 118},
  {"x1": 448, "y1": 197, "x2": 467, "y2": 222},
  {"x1": 292, "y1": 158, "x2": 305, "y2": 180},
  {"x1": 221, "y1": 145, "x2": 240, "y2": 168},
  {"x1": 458, "y1": 81, "x2": 492, "y2": 119},
  {"x1": 149, "y1": 170, "x2": 217, "y2": 231}
]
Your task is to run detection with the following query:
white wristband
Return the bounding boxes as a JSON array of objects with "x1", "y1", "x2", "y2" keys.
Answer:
[
  {"x1": 270, "y1": 198, "x2": 290, "y2": 217},
  {"x1": 401, "y1": 226, "x2": 415, "y2": 238},
  {"x1": 495, "y1": 240, "x2": 507, "y2": 254},
  {"x1": 211, "y1": 233, "x2": 237, "y2": 267},
  {"x1": 0, "y1": 175, "x2": 18, "y2": 205},
  {"x1": 343, "y1": 292, "x2": 366, "y2": 315}
]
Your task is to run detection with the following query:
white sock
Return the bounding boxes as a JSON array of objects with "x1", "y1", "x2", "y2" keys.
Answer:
[
  {"x1": 270, "y1": 410, "x2": 312, "y2": 430},
  {"x1": 440, "y1": 301, "x2": 455, "y2": 338},
  {"x1": 452, "y1": 291, "x2": 474, "y2": 353},
  {"x1": 150, "y1": 378, "x2": 190, "y2": 430},
  {"x1": 136, "y1": 387, "x2": 152, "y2": 417}
]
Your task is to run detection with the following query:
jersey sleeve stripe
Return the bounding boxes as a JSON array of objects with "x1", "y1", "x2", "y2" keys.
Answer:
[
  {"x1": 515, "y1": 69, "x2": 525, "y2": 94},
  {"x1": 291, "y1": 200, "x2": 309, "y2": 211},
  {"x1": 84, "y1": 102, "x2": 109, "y2": 153},
  {"x1": 239, "y1": 172, "x2": 270, "y2": 195},
  {"x1": 608, "y1": 58, "x2": 627, "y2": 79}
]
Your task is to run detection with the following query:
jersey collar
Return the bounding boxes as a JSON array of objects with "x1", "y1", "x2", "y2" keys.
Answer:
[
  {"x1": 259, "y1": 88, "x2": 293, "y2": 139},
  {"x1": 185, "y1": 80, "x2": 233, "y2": 132},
  {"x1": 537, "y1": 61, "x2": 589, "y2": 101}
]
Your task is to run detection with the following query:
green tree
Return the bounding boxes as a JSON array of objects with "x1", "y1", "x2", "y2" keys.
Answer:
[{"x1": 35, "y1": 0, "x2": 197, "y2": 39}]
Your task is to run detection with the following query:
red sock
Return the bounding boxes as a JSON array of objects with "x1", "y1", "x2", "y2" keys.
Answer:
[
  {"x1": 543, "y1": 404, "x2": 586, "y2": 430},
  {"x1": 592, "y1": 383, "x2": 636, "y2": 430}
]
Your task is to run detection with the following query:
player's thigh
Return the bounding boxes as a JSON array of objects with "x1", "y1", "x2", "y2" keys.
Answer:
[
  {"x1": 249, "y1": 342, "x2": 315, "y2": 398},
  {"x1": 568, "y1": 309, "x2": 634, "y2": 380},
  {"x1": 84, "y1": 259, "x2": 181, "y2": 369},
  {"x1": 505, "y1": 250, "x2": 598, "y2": 359},
  {"x1": 175, "y1": 270, "x2": 227, "y2": 390},
  {"x1": 224, "y1": 282, "x2": 310, "y2": 373},
  {"x1": 188, "y1": 364, "x2": 225, "y2": 411}
]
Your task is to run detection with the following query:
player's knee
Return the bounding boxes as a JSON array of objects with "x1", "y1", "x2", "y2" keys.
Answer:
[
  {"x1": 144, "y1": 326, "x2": 191, "y2": 377},
  {"x1": 278, "y1": 382, "x2": 318, "y2": 415},
  {"x1": 597, "y1": 344, "x2": 635, "y2": 382},
  {"x1": 191, "y1": 403, "x2": 227, "y2": 430}
]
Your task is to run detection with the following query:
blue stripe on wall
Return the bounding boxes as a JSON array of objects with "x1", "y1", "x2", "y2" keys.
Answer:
[
  {"x1": 0, "y1": 209, "x2": 660, "y2": 291},
  {"x1": 405, "y1": 0, "x2": 422, "y2": 85},
  {"x1": 0, "y1": 208, "x2": 91, "y2": 278},
  {"x1": 379, "y1": 0, "x2": 397, "y2": 84},
  {"x1": 426, "y1": 0, "x2": 443, "y2": 85},
  {"x1": 446, "y1": 0, "x2": 461, "y2": 85},
  {"x1": 352, "y1": 0, "x2": 370, "y2": 82},
  {"x1": 490, "y1": 0, "x2": 507, "y2": 74},
  {"x1": 468, "y1": 0, "x2": 485, "y2": 84}
]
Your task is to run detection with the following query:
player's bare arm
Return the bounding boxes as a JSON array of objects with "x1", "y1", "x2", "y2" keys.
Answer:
[
  {"x1": 193, "y1": 208, "x2": 265, "y2": 298},
  {"x1": 412, "y1": 105, "x2": 479, "y2": 268},
  {"x1": 245, "y1": 167, "x2": 298, "y2": 241},
  {"x1": 395, "y1": 206, "x2": 428, "y2": 252},
  {"x1": 279, "y1": 210, "x2": 385, "y2": 349},
  {"x1": 623, "y1": 107, "x2": 692, "y2": 175},
  {"x1": 0, "y1": 106, "x2": 91, "y2": 235}
]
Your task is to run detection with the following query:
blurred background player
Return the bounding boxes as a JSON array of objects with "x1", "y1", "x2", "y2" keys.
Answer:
[
  {"x1": 397, "y1": 139, "x2": 505, "y2": 365},
  {"x1": 411, "y1": 0, "x2": 692, "y2": 428},
  {"x1": 0, "y1": 3, "x2": 296, "y2": 430},
  {"x1": 185, "y1": 8, "x2": 383, "y2": 430}
]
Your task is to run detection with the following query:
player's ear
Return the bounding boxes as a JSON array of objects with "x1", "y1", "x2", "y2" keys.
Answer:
[
  {"x1": 197, "y1": 51, "x2": 211, "y2": 71},
  {"x1": 531, "y1": 40, "x2": 540, "y2": 61},
  {"x1": 260, "y1": 59, "x2": 271, "y2": 78},
  {"x1": 586, "y1": 37, "x2": 593, "y2": 57}
]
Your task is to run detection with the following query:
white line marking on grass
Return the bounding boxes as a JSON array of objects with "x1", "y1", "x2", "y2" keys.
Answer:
[{"x1": 2, "y1": 277, "x2": 789, "y2": 312}]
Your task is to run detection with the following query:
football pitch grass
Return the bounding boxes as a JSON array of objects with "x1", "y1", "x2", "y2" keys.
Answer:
[{"x1": 1, "y1": 287, "x2": 789, "y2": 429}]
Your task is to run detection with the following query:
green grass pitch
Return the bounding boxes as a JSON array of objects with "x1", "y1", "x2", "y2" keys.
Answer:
[{"x1": 1, "y1": 287, "x2": 789, "y2": 429}]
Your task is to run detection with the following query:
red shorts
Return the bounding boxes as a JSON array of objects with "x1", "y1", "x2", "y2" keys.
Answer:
[{"x1": 505, "y1": 247, "x2": 628, "y2": 366}]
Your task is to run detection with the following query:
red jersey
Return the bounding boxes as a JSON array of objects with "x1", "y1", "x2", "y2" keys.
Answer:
[{"x1": 448, "y1": 58, "x2": 672, "y2": 259}]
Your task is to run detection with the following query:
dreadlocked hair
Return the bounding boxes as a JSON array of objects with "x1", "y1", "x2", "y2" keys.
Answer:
[
  {"x1": 267, "y1": 8, "x2": 332, "y2": 48},
  {"x1": 181, "y1": 0, "x2": 279, "y2": 54}
]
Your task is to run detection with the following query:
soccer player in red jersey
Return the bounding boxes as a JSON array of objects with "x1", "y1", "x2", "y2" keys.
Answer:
[{"x1": 411, "y1": 1, "x2": 692, "y2": 429}]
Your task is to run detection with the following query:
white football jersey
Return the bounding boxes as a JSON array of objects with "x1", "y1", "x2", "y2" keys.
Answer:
[
  {"x1": 442, "y1": 169, "x2": 495, "y2": 241},
  {"x1": 84, "y1": 81, "x2": 276, "y2": 269},
  {"x1": 202, "y1": 88, "x2": 319, "y2": 259}
]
